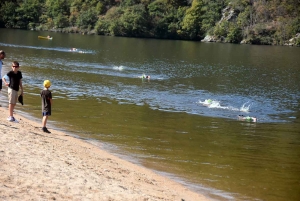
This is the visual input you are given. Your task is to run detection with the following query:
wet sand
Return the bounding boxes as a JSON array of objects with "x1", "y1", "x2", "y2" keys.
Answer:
[{"x1": 0, "y1": 107, "x2": 210, "y2": 200}]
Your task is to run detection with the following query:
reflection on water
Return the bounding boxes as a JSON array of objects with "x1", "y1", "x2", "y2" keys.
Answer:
[{"x1": 0, "y1": 28, "x2": 300, "y2": 201}]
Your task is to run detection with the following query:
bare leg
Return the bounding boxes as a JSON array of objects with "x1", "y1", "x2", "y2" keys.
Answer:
[
  {"x1": 42, "y1": 116, "x2": 51, "y2": 133},
  {"x1": 42, "y1": 115, "x2": 48, "y2": 128},
  {"x1": 9, "y1": 104, "x2": 15, "y2": 117}
]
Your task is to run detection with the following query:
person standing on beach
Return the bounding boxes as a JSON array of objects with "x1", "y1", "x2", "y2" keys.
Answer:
[
  {"x1": 2, "y1": 61, "x2": 23, "y2": 122},
  {"x1": 0, "y1": 50, "x2": 6, "y2": 92},
  {"x1": 41, "y1": 80, "x2": 52, "y2": 133}
]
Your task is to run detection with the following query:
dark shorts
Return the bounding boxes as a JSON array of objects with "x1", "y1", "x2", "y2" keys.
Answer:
[
  {"x1": 42, "y1": 111, "x2": 51, "y2": 116},
  {"x1": 0, "y1": 79, "x2": 2, "y2": 90}
]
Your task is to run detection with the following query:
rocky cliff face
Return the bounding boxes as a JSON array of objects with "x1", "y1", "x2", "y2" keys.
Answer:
[
  {"x1": 286, "y1": 33, "x2": 300, "y2": 46},
  {"x1": 201, "y1": 4, "x2": 238, "y2": 43},
  {"x1": 219, "y1": 6, "x2": 237, "y2": 23},
  {"x1": 201, "y1": 2, "x2": 299, "y2": 46}
]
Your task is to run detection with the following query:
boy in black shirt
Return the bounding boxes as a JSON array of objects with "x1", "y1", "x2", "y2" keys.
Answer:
[
  {"x1": 41, "y1": 80, "x2": 52, "y2": 133},
  {"x1": 2, "y1": 61, "x2": 23, "y2": 122}
]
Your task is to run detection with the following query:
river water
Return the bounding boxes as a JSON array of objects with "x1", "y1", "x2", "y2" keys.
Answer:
[{"x1": 1, "y1": 28, "x2": 299, "y2": 200}]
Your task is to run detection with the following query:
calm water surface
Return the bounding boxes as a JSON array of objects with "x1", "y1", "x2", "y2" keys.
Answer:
[{"x1": 1, "y1": 29, "x2": 300, "y2": 200}]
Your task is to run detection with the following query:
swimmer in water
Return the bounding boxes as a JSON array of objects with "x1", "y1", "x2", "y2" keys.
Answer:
[
  {"x1": 202, "y1": 99, "x2": 213, "y2": 106},
  {"x1": 238, "y1": 115, "x2": 257, "y2": 122},
  {"x1": 139, "y1": 74, "x2": 150, "y2": 79}
]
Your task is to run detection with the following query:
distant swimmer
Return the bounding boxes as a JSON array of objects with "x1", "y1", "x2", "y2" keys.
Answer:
[
  {"x1": 203, "y1": 99, "x2": 213, "y2": 106},
  {"x1": 139, "y1": 74, "x2": 150, "y2": 79},
  {"x1": 201, "y1": 99, "x2": 218, "y2": 107},
  {"x1": 238, "y1": 115, "x2": 257, "y2": 122},
  {"x1": 70, "y1": 48, "x2": 77, "y2": 51}
]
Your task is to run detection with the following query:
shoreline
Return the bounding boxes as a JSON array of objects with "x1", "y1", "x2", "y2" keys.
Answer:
[{"x1": 0, "y1": 107, "x2": 211, "y2": 200}]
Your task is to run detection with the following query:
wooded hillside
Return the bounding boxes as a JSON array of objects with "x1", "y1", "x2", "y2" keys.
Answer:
[{"x1": 0, "y1": 0, "x2": 299, "y2": 45}]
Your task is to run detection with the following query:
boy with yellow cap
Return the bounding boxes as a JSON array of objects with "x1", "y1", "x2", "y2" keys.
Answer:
[{"x1": 41, "y1": 80, "x2": 52, "y2": 133}]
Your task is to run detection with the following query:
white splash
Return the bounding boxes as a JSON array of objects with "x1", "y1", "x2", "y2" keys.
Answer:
[
  {"x1": 199, "y1": 99, "x2": 251, "y2": 112},
  {"x1": 240, "y1": 102, "x2": 251, "y2": 112},
  {"x1": 199, "y1": 99, "x2": 227, "y2": 109},
  {"x1": 113, "y1": 66, "x2": 124, "y2": 71}
]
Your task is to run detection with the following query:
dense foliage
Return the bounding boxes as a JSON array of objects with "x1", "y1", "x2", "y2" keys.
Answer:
[{"x1": 0, "y1": 0, "x2": 299, "y2": 45}]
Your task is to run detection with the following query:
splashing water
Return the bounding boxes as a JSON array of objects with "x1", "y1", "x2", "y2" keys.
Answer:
[
  {"x1": 113, "y1": 66, "x2": 124, "y2": 71},
  {"x1": 199, "y1": 99, "x2": 251, "y2": 114},
  {"x1": 199, "y1": 99, "x2": 227, "y2": 109},
  {"x1": 240, "y1": 102, "x2": 251, "y2": 113}
]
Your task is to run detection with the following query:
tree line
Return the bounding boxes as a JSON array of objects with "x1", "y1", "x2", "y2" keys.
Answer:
[{"x1": 0, "y1": 0, "x2": 299, "y2": 45}]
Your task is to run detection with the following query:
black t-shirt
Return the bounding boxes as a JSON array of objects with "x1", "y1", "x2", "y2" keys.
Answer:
[
  {"x1": 7, "y1": 71, "x2": 22, "y2": 91},
  {"x1": 41, "y1": 89, "x2": 52, "y2": 112}
]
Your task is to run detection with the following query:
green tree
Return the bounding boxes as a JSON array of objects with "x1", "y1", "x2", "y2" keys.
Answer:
[
  {"x1": 148, "y1": 0, "x2": 171, "y2": 38},
  {"x1": 45, "y1": 0, "x2": 70, "y2": 28},
  {"x1": 226, "y1": 23, "x2": 242, "y2": 43},
  {"x1": 54, "y1": 13, "x2": 69, "y2": 28},
  {"x1": 167, "y1": 0, "x2": 188, "y2": 7},
  {"x1": 95, "y1": 6, "x2": 123, "y2": 36},
  {"x1": 45, "y1": 0, "x2": 70, "y2": 18},
  {"x1": 76, "y1": 8, "x2": 98, "y2": 29},
  {"x1": 201, "y1": 1, "x2": 224, "y2": 34},
  {"x1": 147, "y1": 0, "x2": 187, "y2": 39},
  {"x1": 117, "y1": 4, "x2": 149, "y2": 37},
  {"x1": 95, "y1": 17, "x2": 110, "y2": 35},
  {"x1": 120, "y1": 0, "x2": 141, "y2": 7},
  {"x1": 213, "y1": 21, "x2": 228, "y2": 38},
  {"x1": 167, "y1": 6, "x2": 188, "y2": 39},
  {"x1": 0, "y1": 1, "x2": 17, "y2": 28},
  {"x1": 15, "y1": 0, "x2": 42, "y2": 29},
  {"x1": 180, "y1": 0, "x2": 204, "y2": 40}
]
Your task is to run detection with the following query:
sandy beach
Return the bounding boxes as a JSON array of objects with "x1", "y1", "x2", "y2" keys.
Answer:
[{"x1": 0, "y1": 107, "x2": 210, "y2": 201}]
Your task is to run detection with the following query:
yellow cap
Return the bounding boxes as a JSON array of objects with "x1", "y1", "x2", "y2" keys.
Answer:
[{"x1": 43, "y1": 80, "x2": 51, "y2": 88}]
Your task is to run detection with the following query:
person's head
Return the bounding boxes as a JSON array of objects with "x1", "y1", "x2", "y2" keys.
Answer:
[
  {"x1": 11, "y1": 61, "x2": 20, "y2": 72},
  {"x1": 43, "y1": 80, "x2": 51, "y2": 88},
  {"x1": 0, "y1": 50, "x2": 5, "y2": 60}
]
